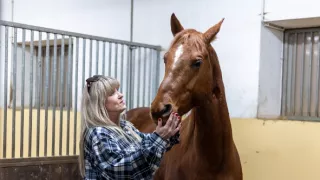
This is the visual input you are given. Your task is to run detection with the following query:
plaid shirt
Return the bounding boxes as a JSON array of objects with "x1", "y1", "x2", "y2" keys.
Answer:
[{"x1": 83, "y1": 119, "x2": 180, "y2": 180}]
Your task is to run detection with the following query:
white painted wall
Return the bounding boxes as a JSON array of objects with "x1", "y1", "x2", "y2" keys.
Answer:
[
  {"x1": 257, "y1": 26, "x2": 283, "y2": 119},
  {"x1": 5, "y1": 0, "x2": 310, "y2": 118},
  {"x1": 264, "y1": 0, "x2": 320, "y2": 21},
  {"x1": 133, "y1": 0, "x2": 262, "y2": 118},
  {"x1": 4, "y1": 0, "x2": 131, "y2": 41},
  {"x1": 0, "y1": 0, "x2": 262, "y2": 117}
]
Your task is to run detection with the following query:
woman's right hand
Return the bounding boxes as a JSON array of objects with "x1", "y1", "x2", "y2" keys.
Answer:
[{"x1": 155, "y1": 112, "x2": 181, "y2": 140}]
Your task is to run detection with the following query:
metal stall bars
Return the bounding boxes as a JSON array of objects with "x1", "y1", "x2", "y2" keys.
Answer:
[
  {"x1": 281, "y1": 28, "x2": 320, "y2": 121},
  {"x1": 0, "y1": 20, "x2": 161, "y2": 159}
]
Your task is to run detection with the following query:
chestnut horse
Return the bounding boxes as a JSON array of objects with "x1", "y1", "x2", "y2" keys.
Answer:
[
  {"x1": 127, "y1": 13, "x2": 242, "y2": 180},
  {"x1": 124, "y1": 107, "x2": 156, "y2": 133},
  {"x1": 125, "y1": 107, "x2": 190, "y2": 133}
]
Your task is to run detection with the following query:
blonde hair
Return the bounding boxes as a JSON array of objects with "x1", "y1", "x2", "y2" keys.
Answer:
[{"x1": 78, "y1": 75, "x2": 141, "y2": 177}]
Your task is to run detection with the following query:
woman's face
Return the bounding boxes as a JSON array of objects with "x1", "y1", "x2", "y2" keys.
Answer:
[{"x1": 105, "y1": 89, "x2": 126, "y2": 113}]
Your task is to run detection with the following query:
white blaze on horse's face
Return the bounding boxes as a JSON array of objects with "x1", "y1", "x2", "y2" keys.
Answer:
[{"x1": 172, "y1": 44, "x2": 183, "y2": 69}]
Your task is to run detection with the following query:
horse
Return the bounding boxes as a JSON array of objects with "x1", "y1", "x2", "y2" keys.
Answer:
[
  {"x1": 127, "y1": 13, "x2": 243, "y2": 180},
  {"x1": 125, "y1": 107, "x2": 190, "y2": 133},
  {"x1": 124, "y1": 107, "x2": 156, "y2": 133}
]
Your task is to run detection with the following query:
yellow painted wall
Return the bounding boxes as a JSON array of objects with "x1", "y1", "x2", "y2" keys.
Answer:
[
  {"x1": 1, "y1": 108, "x2": 320, "y2": 180},
  {"x1": 232, "y1": 118, "x2": 320, "y2": 180}
]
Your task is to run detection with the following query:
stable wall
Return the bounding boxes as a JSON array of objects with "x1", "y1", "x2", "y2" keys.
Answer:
[
  {"x1": 0, "y1": 109, "x2": 81, "y2": 158},
  {"x1": 257, "y1": 25, "x2": 283, "y2": 119},
  {"x1": 0, "y1": 0, "x2": 132, "y2": 111},
  {"x1": 1, "y1": 0, "x2": 262, "y2": 118},
  {"x1": 264, "y1": 0, "x2": 320, "y2": 21},
  {"x1": 1, "y1": 109, "x2": 319, "y2": 180},
  {"x1": 2, "y1": 0, "x2": 320, "y2": 118},
  {"x1": 133, "y1": 0, "x2": 262, "y2": 118},
  {"x1": 1, "y1": 1, "x2": 320, "y2": 179},
  {"x1": 233, "y1": 118, "x2": 320, "y2": 180},
  {"x1": 0, "y1": 0, "x2": 131, "y2": 41}
]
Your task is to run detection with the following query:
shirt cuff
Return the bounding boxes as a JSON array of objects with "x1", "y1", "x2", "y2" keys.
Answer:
[
  {"x1": 150, "y1": 132, "x2": 169, "y2": 150},
  {"x1": 169, "y1": 132, "x2": 180, "y2": 145}
]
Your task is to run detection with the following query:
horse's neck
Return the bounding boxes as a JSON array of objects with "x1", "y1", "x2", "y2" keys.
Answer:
[{"x1": 186, "y1": 92, "x2": 233, "y2": 166}]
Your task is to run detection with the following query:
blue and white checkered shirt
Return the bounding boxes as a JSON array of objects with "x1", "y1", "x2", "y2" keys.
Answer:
[{"x1": 83, "y1": 119, "x2": 180, "y2": 180}]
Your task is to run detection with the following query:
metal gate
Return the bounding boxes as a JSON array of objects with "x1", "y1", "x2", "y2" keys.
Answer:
[
  {"x1": 0, "y1": 20, "x2": 161, "y2": 179},
  {"x1": 281, "y1": 28, "x2": 320, "y2": 121}
]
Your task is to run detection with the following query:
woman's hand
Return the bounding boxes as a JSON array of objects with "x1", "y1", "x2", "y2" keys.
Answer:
[{"x1": 155, "y1": 112, "x2": 181, "y2": 140}]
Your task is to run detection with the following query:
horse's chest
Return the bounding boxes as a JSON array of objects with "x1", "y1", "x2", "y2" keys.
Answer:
[
  {"x1": 159, "y1": 151, "x2": 234, "y2": 180},
  {"x1": 160, "y1": 151, "x2": 206, "y2": 179},
  {"x1": 163, "y1": 168, "x2": 234, "y2": 180}
]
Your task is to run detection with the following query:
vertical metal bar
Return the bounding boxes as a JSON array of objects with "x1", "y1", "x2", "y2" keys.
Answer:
[
  {"x1": 89, "y1": 40, "x2": 92, "y2": 77},
  {"x1": 36, "y1": 31, "x2": 42, "y2": 157},
  {"x1": 143, "y1": 48, "x2": 147, "y2": 106},
  {"x1": 11, "y1": 27, "x2": 18, "y2": 158},
  {"x1": 3, "y1": 26, "x2": 9, "y2": 158},
  {"x1": 130, "y1": 0, "x2": 134, "y2": 42},
  {"x1": 130, "y1": 48, "x2": 136, "y2": 108},
  {"x1": 59, "y1": 36, "x2": 65, "y2": 156},
  {"x1": 311, "y1": 32, "x2": 319, "y2": 117},
  {"x1": 300, "y1": 33, "x2": 305, "y2": 116},
  {"x1": 28, "y1": 30, "x2": 34, "y2": 157},
  {"x1": 66, "y1": 37, "x2": 72, "y2": 155},
  {"x1": 120, "y1": 44, "x2": 124, "y2": 93},
  {"x1": 102, "y1": 42, "x2": 106, "y2": 75},
  {"x1": 96, "y1": 40, "x2": 99, "y2": 74},
  {"x1": 317, "y1": 32, "x2": 320, "y2": 117},
  {"x1": 108, "y1": 43, "x2": 112, "y2": 76},
  {"x1": 291, "y1": 33, "x2": 297, "y2": 116},
  {"x1": 137, "y1": 47, "x2": 141, "y2": 107},
  {"x1": 69, "y1": 42, "x2": 74, "y2": 153},
  {"x1": 155, "y1": 50, "x2": 161, "y2": 99},
  {"x1": 52, "y1": 34, "x2": 57, "y2": 156},
  {"x1": 115, "y1": 43, "x2": 118, "y2": 79},
  {"x1": 20, "y1": 29, "x2": 26, "y2": 158},
  {"x1": 286, "y1": 34, "x2": 293, "y2": 116},
  {"x1": 308, "y1": 32, "x2": 314, "y2": 116},
  {"x1": 126, "y1": 46, "x2": 131, "y2": 109},
  {"x1": 73, "y1": 38, "x2": 79, "y2": 155},
  {"x1": 281, "y1": 33, "x2": 288, "y2": 116},
  {"x1": 44, "y1": 33, "x2": 50, "y2": 156},
  {"x1": 82, "y1": 39, "x2": 86, "y2": 93},
  {"x1": 148, "y1": 49, "x2": 153, "y2": 104}
]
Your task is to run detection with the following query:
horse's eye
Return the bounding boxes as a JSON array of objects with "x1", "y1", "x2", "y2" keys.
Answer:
[{"x1": 191, "y1": 59, "x2": 202, "y2": 68}]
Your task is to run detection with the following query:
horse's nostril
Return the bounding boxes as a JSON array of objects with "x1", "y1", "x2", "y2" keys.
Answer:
[
  {"x1": 161, "y1": 104, "x2": 172, "y2": 116},
  {"x1": 151, "y1": 104, "x2": 172, "y2": 119}
]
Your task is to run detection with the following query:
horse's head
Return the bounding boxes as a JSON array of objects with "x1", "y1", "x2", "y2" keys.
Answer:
[{"x1": 150, "y1": 13, "x2": 224, "y2": 123}]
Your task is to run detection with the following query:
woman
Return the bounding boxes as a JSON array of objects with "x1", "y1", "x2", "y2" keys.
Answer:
[{"x1": 79, "y1": 75, "x2": 181, "y2": 180}]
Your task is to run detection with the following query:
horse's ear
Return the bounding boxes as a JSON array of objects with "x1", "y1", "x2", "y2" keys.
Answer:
[
  {"x1": 203, "y1": 18, "x2": 224, "y2": 43},
  {"x1": 171, "y1": 13, "x2": 184, "y2": 36}
]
